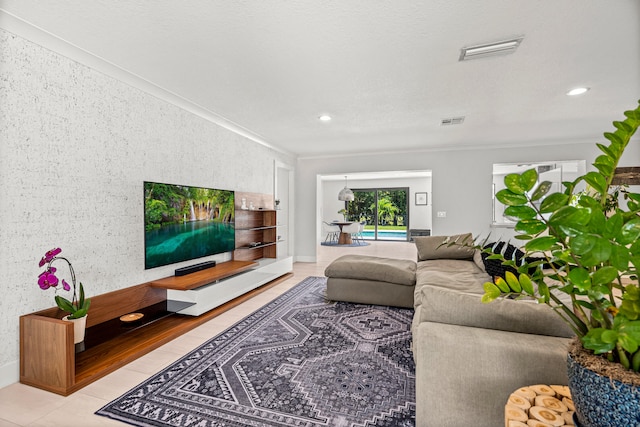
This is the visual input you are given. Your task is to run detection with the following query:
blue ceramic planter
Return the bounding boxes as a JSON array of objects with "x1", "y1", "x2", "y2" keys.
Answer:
[{"x1": 567, "y1": 353, "x2": 640, "y2": 427}]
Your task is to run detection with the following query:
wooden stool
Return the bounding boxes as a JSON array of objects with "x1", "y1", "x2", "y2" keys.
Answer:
[{"x1": 505, "y1": 384, "x2": 575, "y2": 426}]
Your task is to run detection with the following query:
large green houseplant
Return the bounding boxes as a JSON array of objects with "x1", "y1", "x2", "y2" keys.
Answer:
[{"x1": 480, "y1": 100, "x2": 640, "y2": 426}]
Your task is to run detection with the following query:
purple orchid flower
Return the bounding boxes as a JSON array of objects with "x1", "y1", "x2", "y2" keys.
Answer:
[
  {"x1": 37, "y1": 247, "x2": 90, "y2": 319},
  {"x1": 39, "y1": 247, "x2": 62, "y2": 267},
  {"x1": 38, "y1": 271, "x2": 59, "y2": 290}
]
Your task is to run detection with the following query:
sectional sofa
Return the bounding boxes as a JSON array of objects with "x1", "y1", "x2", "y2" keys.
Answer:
[
  {"x1": 325, "y1": 233, "x2": 574, "y2": 426},
  {"x1": 411, "y1": 234, "x2": 574, "y2": 426}
]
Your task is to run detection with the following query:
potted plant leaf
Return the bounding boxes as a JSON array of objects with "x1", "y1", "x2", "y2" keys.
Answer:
[{"x1": 481, "y1": 100, "x2": 640, "y2": 427}]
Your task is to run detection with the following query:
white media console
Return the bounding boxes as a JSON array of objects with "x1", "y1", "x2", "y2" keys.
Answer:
[{"x1": 166, "y1": 256, "x2": 293, "y2": 316}]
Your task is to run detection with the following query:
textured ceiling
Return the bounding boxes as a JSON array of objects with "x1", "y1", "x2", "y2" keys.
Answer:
[{"x1": 1, "y1": 0, "x2": 639, "y2": 157}]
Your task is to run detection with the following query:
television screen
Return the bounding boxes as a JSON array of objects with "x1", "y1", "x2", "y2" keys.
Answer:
[{"x1": 144, "y1": 181, "x2": 235, "y2": 269}]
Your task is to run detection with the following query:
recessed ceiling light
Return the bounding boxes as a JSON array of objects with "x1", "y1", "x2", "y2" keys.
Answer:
[
  {"x1": 567, "y1": 87, "x2": 590, "y2": 96},
  {"x1": 319, "y1": 115, "x2": 332, "y2": 122}
]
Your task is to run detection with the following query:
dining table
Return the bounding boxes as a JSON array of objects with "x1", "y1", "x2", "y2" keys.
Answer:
[{"x1": 333, "y1": 222, "x2": 353, "y2": 245}]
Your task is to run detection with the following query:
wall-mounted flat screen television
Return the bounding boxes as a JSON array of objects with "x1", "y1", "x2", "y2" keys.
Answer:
[{"x1": 144, "y1": 181, "x2": 235, "y2": 269}]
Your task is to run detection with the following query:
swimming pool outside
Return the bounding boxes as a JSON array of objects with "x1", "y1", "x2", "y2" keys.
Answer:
[{"x1": 362, "y1": 230, "x2": 407, "y2": 240}]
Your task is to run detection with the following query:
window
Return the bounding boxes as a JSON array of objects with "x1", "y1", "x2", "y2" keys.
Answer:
[{"x1": 492, "y1": 160, "x2": 586, "y2": 226}]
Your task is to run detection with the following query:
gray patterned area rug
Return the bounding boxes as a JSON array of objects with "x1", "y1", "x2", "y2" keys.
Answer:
[{"x1": 96, "y1": 276, "x2": 415, "y2": 427}]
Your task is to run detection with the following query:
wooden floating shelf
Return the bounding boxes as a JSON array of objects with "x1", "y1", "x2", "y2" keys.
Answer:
[
  {"x1": 20, "y1": 268, "x2": 291, "y2": 396},
  {"x1": 237, "y1": 242, "x2": 277, "y2": 250},
  {"x1": 235, "y1": 226, "x2": 277, "y2": 231},
  {"x1": 148, "y1": 260, "x2": 258, "y2": 291}
]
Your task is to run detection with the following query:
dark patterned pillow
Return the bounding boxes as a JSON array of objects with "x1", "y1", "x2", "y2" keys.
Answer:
[{"x1": 481, "y1": 241, "x2": 525, "y2": 279}]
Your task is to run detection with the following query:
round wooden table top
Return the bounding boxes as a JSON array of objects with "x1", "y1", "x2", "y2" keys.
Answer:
[{"x1": 505, "y1": 384, "x2": 575, "y2": 427}]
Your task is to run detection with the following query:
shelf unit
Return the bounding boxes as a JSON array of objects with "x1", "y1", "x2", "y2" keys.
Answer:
[
  {"x1": 234, "y1": 191, "x2": 280, "y2": 261},
  {"x1": 234, "y1": 209, "x2": 277, "y2": 260},
  {"x1": 20, "y1": 261, "x2": 291, "y2": 396}
]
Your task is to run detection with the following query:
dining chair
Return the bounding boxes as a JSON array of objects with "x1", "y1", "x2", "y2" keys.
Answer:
[
  {"x1": 341, "y1": 222, "x2": 361, "y2": 245},
  {"x1": 322, "y1": 221, "x2": 340, "y2": 243},
  {"x1": 355, "y1": 221, "x2": 366, "y2": 244}
]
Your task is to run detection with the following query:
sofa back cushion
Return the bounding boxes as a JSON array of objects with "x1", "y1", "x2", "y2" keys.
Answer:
[
  {"x1": 414, "y1": 259, "x2": 489, "y2": 307},
  {"x1": 417, "y1": 280, "x2": 575, "y2": 338},
  {"x1": 415, "y1": 233, "x2": 476, "y2": 261}
]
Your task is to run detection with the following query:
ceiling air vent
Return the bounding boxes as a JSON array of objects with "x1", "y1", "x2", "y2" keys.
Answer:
[
  {"x1": 440, "y1": 116, "x2": 465, "y2": 126},
  {"x1": 459, "y1": 37, "x2": 524, "y2": 61}
]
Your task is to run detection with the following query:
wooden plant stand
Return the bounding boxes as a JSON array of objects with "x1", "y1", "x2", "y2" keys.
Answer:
[{"x1": 505, "y1": 384, "x2": 575, "y2": 426}]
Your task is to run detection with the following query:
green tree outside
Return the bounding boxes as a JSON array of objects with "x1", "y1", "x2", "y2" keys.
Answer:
[{"x1": 346, "y1": 188, "x2": 408, "y2": 235}]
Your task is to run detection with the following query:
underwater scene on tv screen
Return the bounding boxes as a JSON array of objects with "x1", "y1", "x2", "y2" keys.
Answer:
[{"x1": 144, "y1": 182, "x2": 235, "y2": 269}]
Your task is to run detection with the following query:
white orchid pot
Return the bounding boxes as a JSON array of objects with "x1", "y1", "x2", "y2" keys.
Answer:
[{"x1": 63, "y1": 315, "x2": 87, "y2": 344}]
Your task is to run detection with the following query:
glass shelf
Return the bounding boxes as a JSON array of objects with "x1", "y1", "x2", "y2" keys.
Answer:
[
  {"x1": 236, "y1": 242, "x2": 277, "y2": 250},
  {"x1": 236, "y1": 225, "x2": 277, "y2": 231},
  {"x1": 74, "y1": 300, "x2": 194, "y2": 353}
]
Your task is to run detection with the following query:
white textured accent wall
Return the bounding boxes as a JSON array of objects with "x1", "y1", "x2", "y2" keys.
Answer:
[{"x1": 0, "y1": 29, "x2": 294, "y2": 384}]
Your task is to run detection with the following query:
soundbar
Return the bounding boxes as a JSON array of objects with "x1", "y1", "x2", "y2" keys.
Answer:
[{"x1": 175, "y1": 260, "x2": 217, "y2": 276}]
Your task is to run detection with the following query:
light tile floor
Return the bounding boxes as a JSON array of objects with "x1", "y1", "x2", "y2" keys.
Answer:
[{"x1": 0, "y1": 241, "x2": 416, "y2": 427}]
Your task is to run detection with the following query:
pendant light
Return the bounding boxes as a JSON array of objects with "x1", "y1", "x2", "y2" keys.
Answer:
[{"x1": 338, "y1": 176, "x2": 354, "y2": 201}]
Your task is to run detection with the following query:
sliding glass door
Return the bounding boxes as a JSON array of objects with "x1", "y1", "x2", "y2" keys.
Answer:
[{"x1": 346, "y1": 187, "x2": 409, "y2": 241}]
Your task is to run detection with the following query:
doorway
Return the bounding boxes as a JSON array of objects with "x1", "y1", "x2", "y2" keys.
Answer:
[
  {"x1": 346, "y1": 187, "x2": 409, "y2": 241},
  {"x1": 317, "y1": 171, "x2": 432, "y2": 248},
  {"x1": 275, "y1": 161, "x2": 294, "y2": 258}
]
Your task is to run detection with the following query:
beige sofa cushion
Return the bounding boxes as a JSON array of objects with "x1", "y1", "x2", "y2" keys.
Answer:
[
  {"x1": 326, "y1": 277, "x2": 414, "y2": 308},
  {"x1": 324, "y1": 254, "x2": 416, "y2": 286},
  {"x1": 414, "y1": 233, "x2": 475, "y2": 261},
  {"x1": 415, "y1": 322, "x2": 570, "y2": 427},
  {"x1": 415, "y1": 260, "x2": 574, "y2": 338},
  {"x1": 414, "y1": 259, "x2": 488, "y2": 308}
]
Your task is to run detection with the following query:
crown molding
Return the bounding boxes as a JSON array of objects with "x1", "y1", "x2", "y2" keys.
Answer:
[
  {"x1": 297, "y1": 138, "x2": 598, "y2": 161},
  {"x1": 0, "y1": 9, "x2": 292, "y2": 157}
]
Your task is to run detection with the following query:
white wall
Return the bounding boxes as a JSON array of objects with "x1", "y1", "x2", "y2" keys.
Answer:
[
  {"x1": 0, "y1": 29, "x2": 295, "y2": 386},
  {"x1": 295, "y1": 141, "x2": 640, "y2": 262}
]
